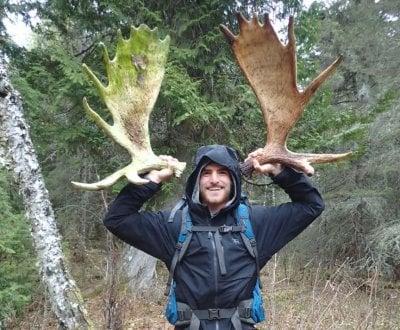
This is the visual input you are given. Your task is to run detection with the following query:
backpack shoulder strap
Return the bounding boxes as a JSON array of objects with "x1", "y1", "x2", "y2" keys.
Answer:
[
  {"x1": 236, "y1": 197, "x2": 262, "y2": 288},
  {"x1": 164, "y1": 205, "x2": 192, "y2": 296},
  {"x1": 168, "y1": 197, "x2": 187, "y2": 223}
]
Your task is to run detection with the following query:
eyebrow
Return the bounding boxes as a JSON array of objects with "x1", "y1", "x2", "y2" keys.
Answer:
[{"x1": 202, "y1": 166, "x2": 228, "y2": 173}]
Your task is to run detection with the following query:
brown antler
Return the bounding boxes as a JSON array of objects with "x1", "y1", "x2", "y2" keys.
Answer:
[
  {"x1": 220, "y1": 13, "x2": 352, "y2": 176},
  {"x1": 71, "y1": 25, "x2": 186, "y2": 191}
]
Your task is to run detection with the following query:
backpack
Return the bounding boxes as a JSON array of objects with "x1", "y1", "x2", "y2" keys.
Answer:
[{"x1": 164, "y1": 197, "x2": 265, "y2": 326}]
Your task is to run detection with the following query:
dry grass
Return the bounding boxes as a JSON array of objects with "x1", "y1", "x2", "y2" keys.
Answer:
[
  {"x1": 260, "y1": 256, "x2": 400, "y2": 329},
  {"x1": 11, "y1": 251, "x2": 400, "y2": 330}
]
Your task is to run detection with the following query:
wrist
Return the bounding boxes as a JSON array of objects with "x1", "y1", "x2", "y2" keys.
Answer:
[{"x1": 144, "y1": 172, "x2": 161, "y2": 184}]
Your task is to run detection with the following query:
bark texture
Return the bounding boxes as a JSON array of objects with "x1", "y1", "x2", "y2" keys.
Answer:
[{"x1": 0, "y1": 57, "x2": 93, "y2": 329}]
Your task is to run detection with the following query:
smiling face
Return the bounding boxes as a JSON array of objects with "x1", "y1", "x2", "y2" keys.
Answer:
[{"x1": 199, "y1": 162, "x2": 232, "y2": 213}]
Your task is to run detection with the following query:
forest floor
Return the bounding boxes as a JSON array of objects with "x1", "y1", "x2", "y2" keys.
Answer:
[{"x1": 11, "y1": 252, "x2": 400, "y2": 330}]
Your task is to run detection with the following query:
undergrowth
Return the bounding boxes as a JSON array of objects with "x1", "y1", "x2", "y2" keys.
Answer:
[{"x1": 10, "y1": 248, "x2": 400, "y2": 329}]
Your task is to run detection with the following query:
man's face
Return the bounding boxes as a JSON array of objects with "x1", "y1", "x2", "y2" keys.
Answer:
[{"x1": 199, "y1": 163, "x2": 232, "y2": 213}]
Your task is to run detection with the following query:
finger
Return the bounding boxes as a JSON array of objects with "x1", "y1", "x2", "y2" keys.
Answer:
[
  {"x1": 252, "y1": 158, "x2": 260, "y2": 169},
  {"x1": 246, "y1": 148, "x2": 264, "y2": 161},
  {"x1": 159, "y1": 155, "x2": 178, "y2": 164},
  {"x1": 252, "y1": 148, "x2": 264, "y2": 156}
]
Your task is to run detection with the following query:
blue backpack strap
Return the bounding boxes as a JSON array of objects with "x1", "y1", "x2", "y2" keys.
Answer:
[
  {"x1": 164, "y1": 205, "x2": 192, "y2": 296},
  {"x1": 178, "y1": 207, "x2": 193, "y2": 262},
  {"x1": 236, "y1": 198, "x2": 262, "y2": 289},
  {"x1": 236, "y1": 197, "x2": 266, "y2": 323}
]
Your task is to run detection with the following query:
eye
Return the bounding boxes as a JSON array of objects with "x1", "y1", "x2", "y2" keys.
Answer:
[
  {"x1": 219, "y1": 170, "x2": 229, "y2": 176},
  {"x1": 201, "y1": 170, "x2": 211, "y2": 177}
]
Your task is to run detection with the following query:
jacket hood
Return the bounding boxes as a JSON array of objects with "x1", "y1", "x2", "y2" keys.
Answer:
[{"x1": 185, "y1": 145, "x2": 242, "y2": 212}]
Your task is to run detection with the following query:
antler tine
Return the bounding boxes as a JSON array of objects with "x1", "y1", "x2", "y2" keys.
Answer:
[
  {"x1": 302, "y1": 55, "x2": 344, "y2": 105},
  {"x1": 286, "y1": 16, "x2": 298, "y2": 90},
  {"x1": 262, "y1": 14, "x2": 280, "y2": 40},
  {"x1": 236, "y1": 11, "x2": 249, "y2": 28},
  {"x1": 287, "y1": 16, "x2": 295, "y2": 46},
  {"x1": 251, "y1": 12, "x2": 259, "y2": 24},
  {"x1": 219, "y1": 24, "x2": 236, "y2": 45}
]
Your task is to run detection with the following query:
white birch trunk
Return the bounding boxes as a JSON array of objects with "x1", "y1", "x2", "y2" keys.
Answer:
[{"x1": 0, "y1": 57, "x2": 92, "y2": 329}]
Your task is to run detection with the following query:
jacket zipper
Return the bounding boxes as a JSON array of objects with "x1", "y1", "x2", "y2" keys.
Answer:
[{"x1": 208, "y1": 230, "x2": 220, "y2": 330}]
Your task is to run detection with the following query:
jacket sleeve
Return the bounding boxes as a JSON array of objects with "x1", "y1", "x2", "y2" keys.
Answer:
[
  {"x1": 252, "y1": 167, "x2": 325, "y2": 267},
  {"x1": 103, "y1": 182, "x2": 178, "y2": 263}
]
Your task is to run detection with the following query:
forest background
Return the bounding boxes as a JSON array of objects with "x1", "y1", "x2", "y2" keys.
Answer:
[{"x1": 1, "y1": 0, "x2": 400, "y2": 329}]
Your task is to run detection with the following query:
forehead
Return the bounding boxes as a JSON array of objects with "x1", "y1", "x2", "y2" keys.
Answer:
[{"x1": 202, "y1": 162, "x2": 228, "y2": 172}]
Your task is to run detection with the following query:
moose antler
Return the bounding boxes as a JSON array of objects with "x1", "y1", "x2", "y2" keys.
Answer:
[
  {"x1": 220, "y1": 13, "x2": 352, "y2": 176},
  {"x1": 71, "y1": 25, "x2": 186, "y2": 191}
]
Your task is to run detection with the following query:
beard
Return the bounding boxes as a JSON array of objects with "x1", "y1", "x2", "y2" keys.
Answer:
[{"x1": 200, "y1": 183, "x2": 232, "y2": 212}]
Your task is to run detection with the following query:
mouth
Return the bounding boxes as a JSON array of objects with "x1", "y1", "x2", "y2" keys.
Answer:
[{"x1": 208, "y1": 186, "x2": 223, "y2": 191}]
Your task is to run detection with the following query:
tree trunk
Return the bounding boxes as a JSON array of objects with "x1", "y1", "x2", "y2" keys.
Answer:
[{"x1": 0, "y1": 57, "x2": 93, "y2": 329}]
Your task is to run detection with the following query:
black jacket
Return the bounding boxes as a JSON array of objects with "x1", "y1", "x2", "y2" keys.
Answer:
[{"x1": 104, "y1": 145, "x2": 325, "y2": 329}]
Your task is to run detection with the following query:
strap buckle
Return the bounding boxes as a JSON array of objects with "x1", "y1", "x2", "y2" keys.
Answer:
[
  {"x1": 242, "y1": 307, "x2": 251, "y2": 319},
  {"x1": 219, "y1": 225, "x2": 233, "y2": 233},
  {"x1": 208, "y1": 308, "x2": 220, "y2": 320}
]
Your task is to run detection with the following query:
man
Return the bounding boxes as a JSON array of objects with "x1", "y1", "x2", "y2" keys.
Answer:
[{"x1": 104, "y1": 144, "x2": 324, "y2": 329}]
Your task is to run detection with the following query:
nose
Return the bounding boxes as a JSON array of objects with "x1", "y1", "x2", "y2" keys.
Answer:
[{"x1": 210, "y1": 171, "x2": 219, "y2": 183}]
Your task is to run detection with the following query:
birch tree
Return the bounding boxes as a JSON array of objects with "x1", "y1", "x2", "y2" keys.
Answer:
[{"x1": 0, "y1": 56, "x2": 92, "y2": 329}]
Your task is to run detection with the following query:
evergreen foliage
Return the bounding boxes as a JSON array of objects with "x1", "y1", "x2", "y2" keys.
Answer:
[
  {"x1": 291, "y1": 0, "x2": 400, "y2": 278},
  {"x1": 0, "y1": 169, "x2": 38, "y2": 327}
]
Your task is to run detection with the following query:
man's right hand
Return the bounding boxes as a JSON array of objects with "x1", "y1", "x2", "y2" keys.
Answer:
[
  {"x1": 146, "y1": 155, "x2": 179, "y2": 184},
  {"x1": 245, "y1": 148, "x2": 284, "y2": 177}
]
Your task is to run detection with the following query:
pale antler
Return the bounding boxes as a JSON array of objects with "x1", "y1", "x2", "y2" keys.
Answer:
[
  {"x1": 220, "y1": 13, "x2": 352, "y2": 176},
  {"x1": 71, "y1": 25, "x2": 186, "y2": 191}
]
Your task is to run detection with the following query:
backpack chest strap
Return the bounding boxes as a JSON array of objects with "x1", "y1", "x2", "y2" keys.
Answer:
[
  {"x1": 190, "y1": 224, "x2": 243, "y2": 276},
  {"x1": 190, "y1": 225, "x2": 243, "y2": 233}
]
